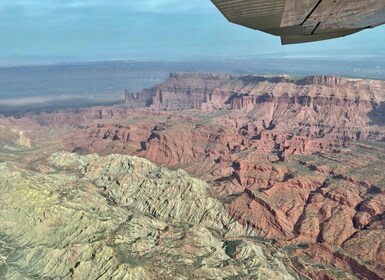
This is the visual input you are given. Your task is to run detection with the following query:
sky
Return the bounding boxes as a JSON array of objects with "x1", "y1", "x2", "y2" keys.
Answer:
[{"x1": 1, "y1": 0, "x2": 385, "y2": 63}]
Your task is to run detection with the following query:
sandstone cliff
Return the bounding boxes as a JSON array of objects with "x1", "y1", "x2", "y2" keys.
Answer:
[
  {"x1": 127, "y1": 72, "x2": 385, "y2": 110},
  {"x1": 123, "y1": 73, "x2": 385, "y2": 156}
]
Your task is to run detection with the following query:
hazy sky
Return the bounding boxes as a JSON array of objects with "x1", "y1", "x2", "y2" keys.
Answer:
[{"x1": 1, "y1": 0, "x2": 385, "y2": 62}]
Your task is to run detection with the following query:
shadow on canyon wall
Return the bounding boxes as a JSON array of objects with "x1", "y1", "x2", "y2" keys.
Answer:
[{"x1": 368, "y1": 101, "x2": 385, "y2": 126}]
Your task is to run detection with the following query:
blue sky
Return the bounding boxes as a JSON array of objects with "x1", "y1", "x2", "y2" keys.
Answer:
[{"x1": 1, "y1": 0, "x2": 385, "y2": 62}]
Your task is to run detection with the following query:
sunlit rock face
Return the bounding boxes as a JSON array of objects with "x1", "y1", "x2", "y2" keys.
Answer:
[{"x1": 127, "y1": 72, "x2": 385, "y2": 111}]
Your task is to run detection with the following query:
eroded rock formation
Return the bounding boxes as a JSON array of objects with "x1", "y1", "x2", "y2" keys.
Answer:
[
  {"x1": 122, "y1": 73, "x2": 385, "y2": 156},
  {"x1": 127, "y1": 73, "x2": 385, "y2": 111},
  {"x1": 0, "y1": 152, "x2": 302, "y2": 279},
  {"x1": 2, "y1": 73, "x2": 385, "y2": 279}
]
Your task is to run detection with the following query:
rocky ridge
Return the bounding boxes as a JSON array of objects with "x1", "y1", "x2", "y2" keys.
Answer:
[{"x1": 0, "y1": 152, "x2": 303, "y2": 280}]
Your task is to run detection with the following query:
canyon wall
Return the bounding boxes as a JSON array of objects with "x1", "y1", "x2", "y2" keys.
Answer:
[
  {"x1": 126, "y1": 72, "x2": 385, "y2": 111},
  {"x1": 124, "y1": 73, "x2": 385, "y2": 155}
]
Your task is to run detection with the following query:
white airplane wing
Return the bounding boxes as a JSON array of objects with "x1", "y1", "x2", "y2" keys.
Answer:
[{"x1": 211, "y1": 0, "x2": 385, "y2": 44}]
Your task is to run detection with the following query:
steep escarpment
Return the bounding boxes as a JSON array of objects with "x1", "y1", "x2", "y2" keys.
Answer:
[
  {"x1": 126, "y1": 72, "x2": 385, "y2": 110},
  {"x1": 123, "y1": 73, "x2": 385, "y2": 156}
]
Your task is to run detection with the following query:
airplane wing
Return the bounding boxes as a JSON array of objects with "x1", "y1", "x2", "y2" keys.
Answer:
[{"x1": 211, "y1": 0, "x2": 385, "y2": 44}]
